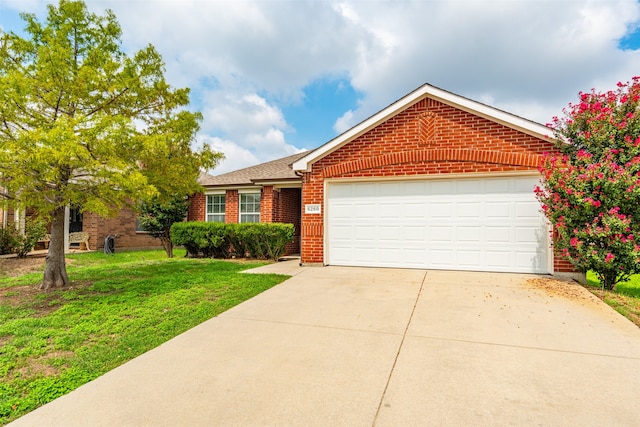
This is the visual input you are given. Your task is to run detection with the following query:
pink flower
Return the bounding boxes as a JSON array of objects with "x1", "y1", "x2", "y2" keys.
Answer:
[
  {"x1": 605, "y1": 253, "x2": 615, "y2": 263},
  {"x1": 570, "y1": 237, "x2": 579, "y2": 247}
]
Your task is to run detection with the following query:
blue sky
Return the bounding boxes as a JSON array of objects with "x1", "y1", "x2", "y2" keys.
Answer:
[
  {"x1": 1, "y1": 0, "x2": 640, "y2": 174},
  {"x1": 619, "y1": 25, "x2": 640, "y2": 49}
]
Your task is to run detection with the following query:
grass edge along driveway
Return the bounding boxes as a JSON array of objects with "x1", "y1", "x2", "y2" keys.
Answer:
[{"x1": 0, "y1": 249, "x2": 289, "y2": 425}]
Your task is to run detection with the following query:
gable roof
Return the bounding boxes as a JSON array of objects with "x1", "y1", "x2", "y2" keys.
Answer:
[
  {"x1": 198, "y1": 151, "x2": 307, "y2": 188},
  {"x1": 292, "y1": 82, "x2": 553, "y2": 172}
]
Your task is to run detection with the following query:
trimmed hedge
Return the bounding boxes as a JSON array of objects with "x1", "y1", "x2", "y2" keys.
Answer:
[{"x1": 171, "y1": 222, "x2": 294, "y2": 261}]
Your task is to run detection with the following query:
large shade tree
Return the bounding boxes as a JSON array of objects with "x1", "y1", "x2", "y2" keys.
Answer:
[
  {"x1": 536, "y1": 77, "x2": 640, "y2": 290},
  {"x1": 0, "y1": 1, "x2": 221, "y2": 289}
]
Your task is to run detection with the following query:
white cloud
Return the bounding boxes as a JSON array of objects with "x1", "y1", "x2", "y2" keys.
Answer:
[
  {"x1": 199, "y1": 135, "x2": 258, "y2": 175},
  {"x1": 333, "y1": 110, "x2": 355, "y2": 135},
  {"x1": 4, "y1": 0, "x2": 640, "y2": 171}
]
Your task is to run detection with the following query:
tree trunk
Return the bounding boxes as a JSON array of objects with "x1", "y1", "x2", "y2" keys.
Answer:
[
  {"x1": 41, "y1": 206, "x2": 69, "y2": 289},
  {"x1": 161, "y1": 229, "x2": 173, "y2": 258}
]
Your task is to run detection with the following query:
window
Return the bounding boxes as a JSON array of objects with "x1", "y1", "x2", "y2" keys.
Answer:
[
  {"x1": 206, "y1": 194, "x2": 226, "y2": 222},
  {"x1": 240, "y1": 193, "x2": 260, "y2": 223},
  {"x1": 135, "y1": 216, "x2": 146, "y2": 232}
]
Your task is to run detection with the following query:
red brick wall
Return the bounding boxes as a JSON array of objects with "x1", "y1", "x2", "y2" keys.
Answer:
[
  {"x1": 225, "y1": 190, "x2": 239, "y2": 224},
  {"x1": 300, "y1": 97, "x2": 572, "y2": 272},
  {"x1": 188, "y1": 193, "x2": 206, "y2": 222},
  {"x1": 274, "y1": 188, "x2": 301, "y2": 255},
  {"x1": 84, "y1": 208, "x2": 158, "y2": 251},
  {"x1": 186, "y1": 187, "x2": 301, "y2": 255},
  {"x1": 260, "y1": 186, "x2": 274, "y2": 223}
]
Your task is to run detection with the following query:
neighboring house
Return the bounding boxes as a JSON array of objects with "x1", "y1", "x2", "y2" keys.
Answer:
[
  {"x1": 193, "y1": 82, "x2": 581, "y2": 280},
  {"x1": 1, "y1": 205, "x2": 158, "y2": 252},
  {"x1": 190, "y1": 152, "x2": 306, "y2": 255}
]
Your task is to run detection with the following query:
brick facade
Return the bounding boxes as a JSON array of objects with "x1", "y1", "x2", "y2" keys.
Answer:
[
  {"x1": 186, "y1": 186, "x2": 301, "y2": 255},
  {"x1": 260, "y1": 186, "x2": 275, "y2": 222},
  {"x1": 84, "y1": 208, "x2": 158, "y2": 251},
  {"x1": 225, "y1": 190, "x2": 239, "y2": 224},
  {"x1": 188, "y1": 193, "x2": 206, "y2": 222},
  {"x1": 298, "y1": 97, "x2": 572, "y2": 272},
  {"x1": 274, "y1": 188, "x2": 302, "y2": 255}
]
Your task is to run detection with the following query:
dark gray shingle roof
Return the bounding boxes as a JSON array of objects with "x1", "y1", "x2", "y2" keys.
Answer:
[{"x1": 198, "y1": 151, "x2": 308, "y2": 187}]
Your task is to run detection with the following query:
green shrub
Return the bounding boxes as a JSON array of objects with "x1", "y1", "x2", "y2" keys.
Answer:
[
  {"x1": 170, "y1": 222, "x2": 294, "y2": 261},
  {"x1": 170, "y1": 222, "x2": 230, "y2": 258},
  {"x1": 14, "y1": 220, "x2": 47, "y2": 258},
  {"x1": 0, "y1": 226, "x2": 19, "y2": 255},
  {"x1": 0, "y1": 219, "x2": 46, "y2": 257},
  {"x1": 234, "y1": 223, "x2": 294, "y2": 260}
]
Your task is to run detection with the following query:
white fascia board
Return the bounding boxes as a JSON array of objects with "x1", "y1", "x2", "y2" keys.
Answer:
[
  {"x1": 237, "y1": 187, "x2": 262, "y2": 194},
  {"x1": 292, "y1": 83, "x2": 555, "y2": 172},
  {"x1": 252, "y1": 180, "x2": 303, "y2": 188}
]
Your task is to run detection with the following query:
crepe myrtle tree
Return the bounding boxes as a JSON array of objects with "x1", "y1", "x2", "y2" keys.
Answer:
[
  {"x1": 536, "y1": 77, "x2": 640, "y2": 290},
  {"x1": 137, "y1": 195, "x2": 190, "y2": 259},
  {"x1": 0, "y1": 1, "x2": 222, "y2": 289}
]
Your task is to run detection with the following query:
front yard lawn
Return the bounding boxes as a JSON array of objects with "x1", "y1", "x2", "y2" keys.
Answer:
[
  {"x1": 0, "y1": 249, "x2": 288, "y2": 425},
  {"x1": 585, "y1": 272, "x2": 640, "y2": 328}
]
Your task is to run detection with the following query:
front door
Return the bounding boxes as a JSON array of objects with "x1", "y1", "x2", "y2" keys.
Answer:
[{"x1": 69, "y1": 208, "x2": 83, "y2": 233}]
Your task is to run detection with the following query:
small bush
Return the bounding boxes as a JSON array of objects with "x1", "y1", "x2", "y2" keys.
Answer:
[
  {"x1": 170, "y1": 222, "x2": 294, "y2": 261},
  {"x1": 15, "y1": 220, "x2": 47, "y2": 258},
  {"x1": 0, "y1": 226, "x2": 19, "y2": 255},
  {"x1": 0, "y1": 219, "x2": 46, "y2": 257},
  {"x1": 170, "y1": 222, "x2": 230, "y2": 258},
  {"x1": 234, "y1": 223, "x2": 294, "y2": 260}
]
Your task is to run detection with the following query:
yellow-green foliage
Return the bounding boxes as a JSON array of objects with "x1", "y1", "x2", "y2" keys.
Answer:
[{"x1": 0, "y1": 0, "x2": 223, "y2": 219}]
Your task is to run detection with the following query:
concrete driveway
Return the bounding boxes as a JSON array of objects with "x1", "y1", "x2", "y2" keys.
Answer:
[{"x1": 10, "y1": 262, "x2": 640, "y2": 426}]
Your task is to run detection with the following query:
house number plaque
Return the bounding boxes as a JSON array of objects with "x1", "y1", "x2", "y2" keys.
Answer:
[{"x1": 305, "y1": 204, "x2": 322, "y2": 214}]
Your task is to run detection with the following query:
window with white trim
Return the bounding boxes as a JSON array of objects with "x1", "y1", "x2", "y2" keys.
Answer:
[
  {"x1": 240, "y1": 193, "x2": 260, "y2": 223},
  {"x1": 206, "y1": 194, "x2": 226, "y2": 222}
]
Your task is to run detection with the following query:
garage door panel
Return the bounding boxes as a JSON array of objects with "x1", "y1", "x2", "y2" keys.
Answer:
[
  {"x1": 515, "y1": 201, "x2": 542, "y2": 218},
  {"x1": 515, "y1": 226, "x2": 543, "y2": 243},
  {"x1": 515, "y1": 250, "x2": 547, "y2": 270},
  {"x1": 486, "y1": 226, "x2": 510, "y2": 243},
  {"x1": 354, "y1": 226, "x2": 377, "y2": 240},
  {"x1": 486, "y1": 202, "x2": 511, "y2": 219},
  {"x1": 457, "y1": 250, "x2": 483, "y2": 267},
  {"x1": 514, "y1": 178, "x2": 537, "y2": 192},
  {"x1": 457, "y1": 202, "x2": 482, "y2": 218},
  {"x1": 404, "y1": 203, "x2": 426, "y2": 218},
  {"x1": 429, "y1": 249, "x2": 456, "y2": 265},
  {"x1": 429, "y1": 202, "x2": 453, "y2": 218},
  {"x1": 402, "y1": 226, "x2": 426, "y2": 241},
  {"x1": 354, "y1": 204, "x2": 376, "y2": 218},
  {"x1": 457, "y1": 226, "x2": 482, "y2": 242},
  {"x1": 484, "y1": 179, "x2": 511, "y2": 193},
  {"x1": 456, "y1": 179, "x2": 481, "y2": 194},
  {"x1": 430, "y1": 226, "x2": 454, "y2": 242},
  {"x1": 485, "y1": 251, "x2": 512, "y2": 268},
  {"x1": 327, "y1": 176, "x2": 550, "y2": 273}
]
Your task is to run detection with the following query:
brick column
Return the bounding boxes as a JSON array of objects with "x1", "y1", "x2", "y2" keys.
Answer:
[
  {"x1": 188, "y1": 193, "x2": 206, "y2": 221},
  {"x1": 225, "y1": 190, "x2": 239, "y2": 223},
  {"x1": 260, "y1": 186, "x2": 274, "y2": 223}
]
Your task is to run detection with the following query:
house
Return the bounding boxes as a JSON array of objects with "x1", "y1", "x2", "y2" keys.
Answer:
[
  {"x1": 189, "y1": 153, "x2": 306, "y2": 255},
  {"x1": 192, "y1": 82, "x2": 580, "y2": 280},
  {"x1": 2, "y1": 205, "x2": 158, "y2": 252}
]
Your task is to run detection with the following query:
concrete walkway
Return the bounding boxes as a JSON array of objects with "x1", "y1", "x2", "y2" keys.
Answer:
[{"x1": 9, "y1": 261, "x2": 640, "y2": 426}]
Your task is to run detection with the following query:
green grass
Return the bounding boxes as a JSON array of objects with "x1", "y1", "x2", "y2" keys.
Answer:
[
  {"x1": 584, "y1": 271, "x2": 640, "y2": 328},
  {"x1": 0, "y1": 249, "x2": 288, "y2": 425}
]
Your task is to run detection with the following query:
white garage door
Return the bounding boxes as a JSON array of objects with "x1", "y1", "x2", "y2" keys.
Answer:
[{"x1": 326, "y1": 176, "x2": 550, "y2": 273}]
